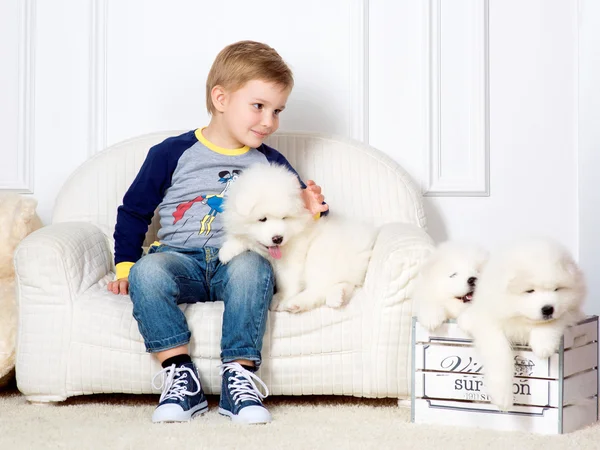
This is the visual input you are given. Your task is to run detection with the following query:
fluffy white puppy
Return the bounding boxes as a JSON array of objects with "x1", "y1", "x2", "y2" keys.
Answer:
[
  {"x1": 458, "y1": 237, "x2": 586, "y2": 410},
  {"x1": 219, "y1": 163, "x2": 377, "y2": 313},
  {"x1": 414, "y1": 241, "x2": 488, "y2": 331}
]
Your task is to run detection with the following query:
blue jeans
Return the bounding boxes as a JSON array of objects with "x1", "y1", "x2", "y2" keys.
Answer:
[{"x1": 128, "y1": 245, "x2": 274, "y2": 368}]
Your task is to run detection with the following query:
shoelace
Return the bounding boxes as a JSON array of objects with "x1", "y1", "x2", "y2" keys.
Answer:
[
  {"x1": 152, "y1": 364, "x2": 201, "y2": 403},
  {"x1": 219, "y1": 362, "x2": 269, "y2": 405}
]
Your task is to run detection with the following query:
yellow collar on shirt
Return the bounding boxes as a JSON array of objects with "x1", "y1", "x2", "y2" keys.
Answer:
[{"x1": 195, "y1": 128, "x2": 250, "y2": 156}]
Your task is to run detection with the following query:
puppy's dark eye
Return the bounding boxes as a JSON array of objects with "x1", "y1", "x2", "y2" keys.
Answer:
[
  {"x1": 258, "y1": 217, "x2": 267, "y2": 222},
  {"x1": 449, "y1": 273, "x2": 457, "y2": 278},
  {"x1": 554, "y1": 287, "x2": 562, "y2": 291},
  {"x1": 526, "y1": 289, "x2": 535, "y2": 294}
]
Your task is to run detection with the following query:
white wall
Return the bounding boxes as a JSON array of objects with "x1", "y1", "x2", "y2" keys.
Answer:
[
  {"x1": 579, "y1": 0, "x2": 600, "y2": 316},
  {"x1": 1, "y1": 0, "x2": 597, "y2": 313}
]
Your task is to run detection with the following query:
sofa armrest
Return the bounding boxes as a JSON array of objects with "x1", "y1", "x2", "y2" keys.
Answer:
[
  {"x1": 14, "y1": 222, "x2": 113, "y2": 401},
  {"x1": 14, "y1": 222, "x2": 113, "y2": 303},
  {"x1": 363, "y1": 223, "x2": 434, "y2": 308}
]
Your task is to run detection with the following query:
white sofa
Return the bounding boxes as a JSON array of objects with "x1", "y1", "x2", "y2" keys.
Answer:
[{"x1": 14, "y1": 131, "x2": 434, "y2": 403}]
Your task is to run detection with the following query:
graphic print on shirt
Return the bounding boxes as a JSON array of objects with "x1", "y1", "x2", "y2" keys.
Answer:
[{"x1": 172, "y1": 169, "x2": 242, "y2": 244}]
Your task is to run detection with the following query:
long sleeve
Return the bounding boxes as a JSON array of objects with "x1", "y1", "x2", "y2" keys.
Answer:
[{"x1": 113, "y1": 130, "x2": 197, "y2": 270}]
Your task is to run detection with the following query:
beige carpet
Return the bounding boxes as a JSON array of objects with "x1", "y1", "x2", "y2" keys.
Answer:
[{"x1": 1, "y1": 385, "x2": 599, "y2": 450}]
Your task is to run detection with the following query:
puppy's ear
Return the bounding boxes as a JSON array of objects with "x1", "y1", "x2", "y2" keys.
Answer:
[
  {"x1": 562, "y1": 258, "x2": 579, "y2": 276},
  {"x1": 223, "y1": 190, "x2": 252, "y2": 218},
  {"x1": 233, "y1": 192, "x2": 257, "y2": 218},
  {"x1": 506, "y1": 271, "x2": 528, "y2": 293}
]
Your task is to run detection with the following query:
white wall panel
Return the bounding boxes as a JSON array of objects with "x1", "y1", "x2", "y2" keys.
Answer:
[
  {"x1": 32, "y1": 0, "x2": 92, "y2": 221},
  {"x1": 89, "y1": 0, "x2": 108, "y2": 156},
  {"x1": 423, "y1": 0, "x2": 489, "y2": 196},
  {"x1": 368, "y1": 0, "x2": 424, "y2": 189},
  {"x1": 0, "y1": 0, "x2": 35, "y2": 193}
]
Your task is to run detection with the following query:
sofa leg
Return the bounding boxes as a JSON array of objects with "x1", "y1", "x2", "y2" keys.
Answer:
[
  {"x1": 26, "y1": 395, "x2": 67, "y2": 405},
  {"x1": 397, "y1": 398, "x2": 411, "y2": 408}
]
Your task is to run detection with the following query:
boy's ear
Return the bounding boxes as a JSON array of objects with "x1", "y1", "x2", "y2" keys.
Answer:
[{"x1": 211, "y1": 85, "x2": 228, "y2": 113}]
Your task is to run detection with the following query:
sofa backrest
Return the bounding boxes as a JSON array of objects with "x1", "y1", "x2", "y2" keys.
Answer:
[{"x1": 52, "y1": 131, "x2": 426, "y2": 249}]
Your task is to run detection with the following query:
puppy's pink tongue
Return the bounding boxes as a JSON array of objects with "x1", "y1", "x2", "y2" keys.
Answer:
[{"x1": 268, "y1": 246, "x2": 282, "y2": 259}]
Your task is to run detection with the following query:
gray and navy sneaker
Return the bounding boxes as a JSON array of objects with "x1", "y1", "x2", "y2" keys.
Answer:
[
  {"x1": 151, "y1": 361, "x2": 208, "y2": 423},
  {"x1": 218, "y1": 362, "x2": 271, "y2": 424}
]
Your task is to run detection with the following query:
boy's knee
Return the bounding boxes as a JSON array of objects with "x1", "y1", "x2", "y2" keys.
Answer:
[
  {"x1": 129, "y1": 254, "x2": 174, "y2": 290},
  {"x1": 225, "y1": 251, "x2": 274, "y2": 291},
  {"x1": 222, "y1": 253, "x2": 274, "y2": 312},
  {"x1": 228, "y1": 251, "x2": 272, "y2": 275}
]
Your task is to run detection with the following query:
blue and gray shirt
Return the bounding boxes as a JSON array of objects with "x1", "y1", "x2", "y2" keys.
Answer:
[{"x1": 113, "y1": 128, "x2": 309, "y2": 279}]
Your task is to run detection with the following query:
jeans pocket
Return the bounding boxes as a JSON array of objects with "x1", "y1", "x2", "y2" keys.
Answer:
[{"x1": 148, "y1": 242, "x2": 163, "y2": 254}]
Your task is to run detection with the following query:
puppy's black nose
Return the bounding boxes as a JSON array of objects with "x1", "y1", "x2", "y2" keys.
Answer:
[
  {"x1": 541, "y1": 305, "x2": 554, "y2": 317},
  {"x1": 467, "y1": 277, "x2": 477, "y2": 287},
  {"x1": 272, "y1": 235, "x2": 283, "y2": 245}
]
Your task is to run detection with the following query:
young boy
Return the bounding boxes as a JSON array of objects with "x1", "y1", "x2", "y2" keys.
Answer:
[{"x1": 107, "y1": 41, "x2": 328, "y2": 424}]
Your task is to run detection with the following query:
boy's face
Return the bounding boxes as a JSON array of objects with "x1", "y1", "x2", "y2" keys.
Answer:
[{"x1": 221, "y1": 79, "x2": 291, "y2": 148}]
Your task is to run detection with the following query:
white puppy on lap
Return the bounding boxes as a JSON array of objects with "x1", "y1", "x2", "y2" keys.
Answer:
[
  {"x1": 458, "y1": 237, "x2": 586, "y2": 410},
  {"x1": 219, "y1": 163, "x2": 377, "y2": 313}
]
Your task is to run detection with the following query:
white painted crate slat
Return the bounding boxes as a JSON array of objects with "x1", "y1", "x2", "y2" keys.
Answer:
[
  {"x1": 414, "y1": 342, "x2": 598, "y2": 379},
  {"x1": 415, "y1": 369, "x2": 597, "y2": 407},
  {"x1": 413, "y1": 398, "x2": 597, "y2": 434}
]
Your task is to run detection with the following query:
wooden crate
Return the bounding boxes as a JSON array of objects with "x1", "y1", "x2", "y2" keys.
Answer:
[{"x1": 411, "y1": 316, "x2": 599, "y2": 434}]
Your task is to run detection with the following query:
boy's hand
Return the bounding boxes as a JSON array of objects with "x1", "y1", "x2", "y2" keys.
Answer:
[
  {"x1": 108, "y1": 278, "x2": 129, "y2": 295},
  {"x1": 302, "y1": 180, "x2": 329, "y2": 216}
]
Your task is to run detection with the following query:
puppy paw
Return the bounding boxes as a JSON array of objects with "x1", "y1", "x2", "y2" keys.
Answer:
[
  {"x1": 490, "y1": 389, "x2": 514, "y2": 412},
  {"x1": 218, "y1": 240, "x2": 245, "y2": 264},
  {"x1": 325, "y1": 283, "x2": 353, "y2": 309},
  {"x1": 269, "y1": 294, "x2": 300, "y2": 313},
  {"x1": 284, "y1": 303, "x2": 303, "y2": 313},
  {"x1": 271, "y1": 293, "x2": 286, "y2": 311},
  {"x1": 456, "y1": 310, "x2": 476, "y2": 336},
  {"x1": 218, "y1": 247, "x2": 236, "y2": 265},
  {"x1": 529, "y1": 341, "x2": 559, "y2": 359},
  {"x1": 279, "y1": 296, "x2": 310, "y2": 314},
  {"x1": 325, "y1": 292, "x2": 344, "y2": 309},
  {"x1": 529, "y1": 331, "x2": 560, "y2": 359},
  {"x1": 417, "y1": 308, "x2": 447, "y2": 332},
  {"x1": 486, "y1": 377, "x2": 514, "y2": 411},
  {"x1": 274, "y1": 298, "x2": 303, "y2": 313}
]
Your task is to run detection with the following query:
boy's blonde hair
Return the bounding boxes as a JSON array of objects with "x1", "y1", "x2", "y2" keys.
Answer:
[{"x1": 206, "y1": 41, "x2": 294, "y2": 115}]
